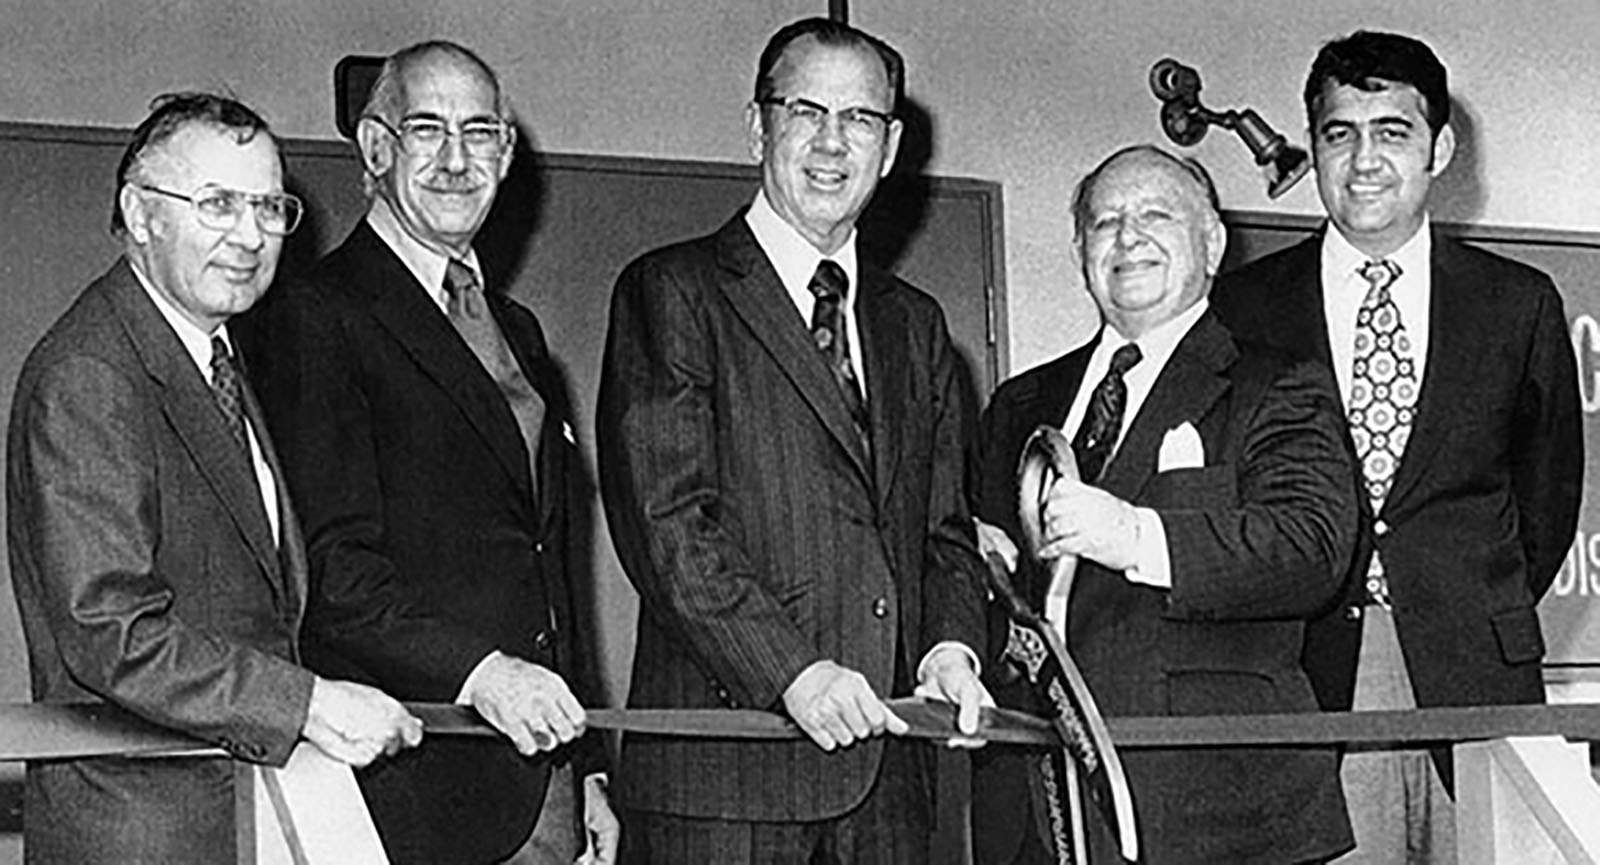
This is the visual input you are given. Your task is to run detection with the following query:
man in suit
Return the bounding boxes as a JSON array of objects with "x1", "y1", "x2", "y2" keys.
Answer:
[
  {"x1": 247, "y1": 42, "x2": 616, "y2": 864},
  {"x1": 596, "y1": 17, "x2": 990, "y2": 864},
  {"x1": 970, "y1": 145, "x2": 1357, "y2": 864},
  {"x1": 1212, "y1": 31, "x2": 1582, "y2": 863},
  {"x1": 8, "y1": 92, "x2": 422, "y2": 865}
]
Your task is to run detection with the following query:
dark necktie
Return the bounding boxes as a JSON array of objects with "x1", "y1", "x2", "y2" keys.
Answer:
[
  {"x1": 1349, "y1": 258, "x2": 1412, "y2": 608},
  {"x1": 1071, "y1": 342, "x2": 1142, "y2": 483},
  {"x1": 444, "y1": 258, "x2": 546, "y2": 502},
  {"x1": 210, "y1": 336, "x2": 251, "y2": 462},
  {"x1": 807, "y1": 260, "x2": 870, "y2": 454}
]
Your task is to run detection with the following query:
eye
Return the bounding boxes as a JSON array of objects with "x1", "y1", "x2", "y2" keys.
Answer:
[
  {"x1": 403, "y1": 119, "x2": 448, "y2": 142},
  {"x1": 1141, "y1": 208, "x2": 1173, "y2": 223},
  {"x1": 1320, "y1": 126, "x2": 1352, "y2": 146},
  {"x1": 788, "y1": 101, "x2": 826, "y2": 123},
  {"x1": 196, "y1": 189, "x2": 241, "y2": 219},
  {"x1": 1377, "y1": 126, "x2": 1411, "y2": 143}
]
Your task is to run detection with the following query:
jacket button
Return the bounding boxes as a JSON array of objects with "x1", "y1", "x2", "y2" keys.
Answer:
[
  {"x1": 533, "y1": 630, "x2": 551, "y2": 650},
  {"x1": 1373, "y1": 520, "x2": 1389, "y2": 537},
  {"x1": 872, "y1": 597, "x2": 889, "y2": 618},
  {"x1": 1344, "y1": 605, "x2": 1363, "y2": 621},
  {"x1": 533, "y1": 541, "x2": 545, "y2": 555}
]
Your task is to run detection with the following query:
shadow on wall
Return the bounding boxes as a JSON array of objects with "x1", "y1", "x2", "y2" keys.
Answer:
[{"x1": 1431, "y1": 95, "x2": 1486, "y2": 224}]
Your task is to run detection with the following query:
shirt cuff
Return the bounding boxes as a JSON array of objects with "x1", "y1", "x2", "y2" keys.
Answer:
[
  {"x1": 916, "y1": 640, "x2": 981, "y2": 682},
  {"x1": 1123, "y1": 507, "x2": 1172, "y2": 589},
  {"x1": 455, "y1": 649, "x2": 504, "y2": 705}
]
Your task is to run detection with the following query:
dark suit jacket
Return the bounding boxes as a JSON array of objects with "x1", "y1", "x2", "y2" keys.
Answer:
[
  {"x1": 969, "y1": 311, "x2": 1357, "y2": 864},
  {"x1": 246, "y1": 221, "x2": 599, "y2": 864},
  {"x1": 1213, "y1": 232, "x2": 1582, "y2": 716},
  {"x1": 596, "y1": 212, "x2": 987, "y2": 822},
  {"x1": 8, "y1": 259, "x2": 314, "y2": 864}
]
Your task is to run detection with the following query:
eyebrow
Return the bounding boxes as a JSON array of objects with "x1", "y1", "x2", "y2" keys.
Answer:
[
  {"x1": 400, "y1": 110, "x2": 502, "y2": 124},
  {"x1": 1319, "y1": 115, "x2": 1417, "y2": 132}
]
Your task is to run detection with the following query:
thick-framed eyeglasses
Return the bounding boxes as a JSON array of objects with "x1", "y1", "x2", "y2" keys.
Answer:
[
  {"x1": 139, "y1": 184, "x2": 303, "y2": 236},
  {"x1": 368, "y1": 115, "x2": 513, "y2": 160},
  {"x1": 758, "y1": 96, "x2": 895, "y2": 142}
]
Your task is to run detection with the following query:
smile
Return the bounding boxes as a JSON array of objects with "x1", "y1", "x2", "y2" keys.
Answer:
[{"x1": 804, "y1": 167, "x2": 849, "y2": 188}]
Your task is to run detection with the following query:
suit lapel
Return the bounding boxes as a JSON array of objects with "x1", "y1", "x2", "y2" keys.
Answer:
[
  {"x1": 350, "y1": 224, "x2": 538, "y2": 511},
  {"x1": 856, "y1": 270, "x2": 903, "y2": 501},
  {"x1": 712, "y1": 217, "x2": 873, "y2": 482},
  {"x1": 107, "y1": 260, "x2": 285, "y2": 603},
  {"x1": 493, "y1": 292, "x2": 564, "y2": 535},
  {"x1": 239, "y1": 375, "x2": 307, "y2": 629},
  {"x1": 1280, "y1": 237, "x2": 1338, "y2": 369},
  {"x1": 1382, "y1": 236, "x2": 1482, "y2": 511},
  {"x1": 1098, "y1": 313, "x2": 1234, "y2": 503}
]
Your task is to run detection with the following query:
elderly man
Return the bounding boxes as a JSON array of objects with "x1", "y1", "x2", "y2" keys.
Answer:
[
  {"x1": 247, "y1": 42, "x2": 615, "y2": 864},
  {"x1": 8, "y1": 92, "x2": 422, "y2": 864},
  {"x1": 1213, "y1": 31, "x2": 1582, "y2": 864},
  {"x1": 597, "y1": 16, "x2": 990, "y2": 864},
  {"x1": 969, "y1": 146, "x2": 1357, "y2": 864}
]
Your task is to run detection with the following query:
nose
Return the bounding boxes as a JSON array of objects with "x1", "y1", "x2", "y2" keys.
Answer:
[
  {"x1": 227, "y1": 206, "x2": 266, "y2": 251},
  {"x1": 1114, "y1": 216, "x2": 1147, "y2": 248},
  {"x1": 1351, "y1": 130, "x2": 1381, "y2": 170},
  {"x1": 808, "y1": 113, "x2": 849, "y2": 152},
  {"x1": 436, "y1": 130, "x2": 470, "y2": 172}
]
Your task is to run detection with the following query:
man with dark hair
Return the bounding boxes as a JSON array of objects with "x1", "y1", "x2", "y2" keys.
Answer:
[
  {"x1": 247, "y1": 42, "x2": 616, "y2": 864},
  {"x1": 1214, "y1": 30, "x2": 1582, "y2": 863},
  {"x1": 9, "y1": 91, "x2": 422, "y2": 864},
  {"x1": 970, "y1": 144, "x2": 1356, "y2": 864},
  {"x1": 597, "y1": 15, "x2": 989, "y2": 864}
]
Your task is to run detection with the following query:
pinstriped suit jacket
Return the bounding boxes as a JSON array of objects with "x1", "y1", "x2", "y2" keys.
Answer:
[
  {"x1": 969, "y1": 312, "x2": 1356, "y2": 864},
  {"x1": 598, "y1": 211, "x2": 986, "y2": 821}
]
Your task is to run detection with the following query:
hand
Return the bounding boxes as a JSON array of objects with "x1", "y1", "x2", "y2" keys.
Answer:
[
  {"x1": 974, "y1": 518, "x2": 1019, "y2": 572},
  {"x1": 1036, "y1": 478, "x2": 1142, "y2": 571},
  {"x1": 464, "y1": 653, "x2": 586, "y2": 755},
  {"x1": 302, "y1": 678, "x2": 423, "y2": 767},
  {"x1": 576, "y1": 773, "x2": 620, "y2": 865},
  {"x1": 782, "y1": 659, "x2": 907, "y2": 751},
  {"x1": 913, "y1": 645, "x2": 995, "y2": 749}
]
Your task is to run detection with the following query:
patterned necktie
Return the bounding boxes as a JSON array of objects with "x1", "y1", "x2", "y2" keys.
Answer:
[
  {"x1": 209, "y1": 336, "x2": 251, "y2": 461},
  {"x1": 807, "y1": 260, "x2": 870, "y2": 451},
  {"x1": 444, "y1": 258, "x2": 545, "y2": 502},
  {"x1": 1348, "y1": 258, "x2": 1414, "y2": 608},
  {"x1": 1071, "y1": 342, "x2": 1142, "y2": 483}
]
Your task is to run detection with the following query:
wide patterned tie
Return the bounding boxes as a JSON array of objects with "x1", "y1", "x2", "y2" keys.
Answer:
[
  {"x1": 807, "y1": 260, "x2": 871, "y2": 455},
  {"x1": 1348, "y1": 259, "x2": 1414, "y2": 608},
  {"x1": 210, "y1": 336, "x2": 251, "y2": 462},
  {"x1": 444, "y1": 258, "x2": 546, "y2": 502},
  {"x1": 1071, "y1": 342, "x2": 1142, "y2": 483}
]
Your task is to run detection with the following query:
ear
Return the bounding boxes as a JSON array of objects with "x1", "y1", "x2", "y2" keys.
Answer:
[
  {"x1": 494, "y1": 121, "x2": 517, "y2": 182},
  {"x1": 1203, "y1": 212, "x2": 1227, "y2": 278},
  {"x1": 356, "y1": 117, "x2": 395, "y2": 181},
  {"x1": 878, "y1": 118, "x2": 903, "y2": 179},
  {"x1": 745, "y1": 101, "x2": 767, "y2": 163},
  {"x1": 119, "y1": 184, "x2": 153, "y2": 245},
  {"x1": 1429, "y1": 123, "x2": 1456, "y2": 178}
]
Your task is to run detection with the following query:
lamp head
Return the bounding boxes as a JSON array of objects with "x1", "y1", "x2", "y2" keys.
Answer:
[{"x1": 1149, "y1": 58, "x2": 1308, "y2": 199}]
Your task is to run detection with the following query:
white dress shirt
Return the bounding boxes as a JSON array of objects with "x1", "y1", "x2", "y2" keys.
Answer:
[
  {"x1": 1320, "y1": 219, "x2": 1432, "y2": 409},
  {"x1": 129, "y1": 260, "x2": 280, "y2": 545},
  {"x1": 1043, "y1": 299, "x2": 1211, "y2": 633},
  {"x1": 368, "y1": 195, "x2": 487, "y2": 310}
]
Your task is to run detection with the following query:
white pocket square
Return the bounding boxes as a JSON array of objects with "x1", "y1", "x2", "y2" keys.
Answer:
[
  {"x1": 1158, "y1": 422, "x2": 1204, "y2": 471},
  {"x1": 562, "y1": 422, "x2": 577, "y2": 445}
]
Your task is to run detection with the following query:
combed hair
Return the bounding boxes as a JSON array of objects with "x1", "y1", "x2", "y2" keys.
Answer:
[
  {"x1": 1069, "y1": 144, "x2": 1220, "y2": 246},
  {"x1": 362, "y1": 40, "x2": 508, "y2": 125},
  {"x1": 111, "y1": 92, "x2": 274, "y2": 234},
  {"x1": 1304, "y1": 30, "x2": 1450, "y2": 137},
  {"x1": 753, "y1": 17, "x2": 904, "y2": 110}
]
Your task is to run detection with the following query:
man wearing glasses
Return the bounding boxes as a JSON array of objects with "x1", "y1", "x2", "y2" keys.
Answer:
[
  {"x1": 247, "y1": 41, "x2": 616, "y2": 864},
  {"x1": 8, "y1": 92, "x2": 423, "y2": 864},
  {"x1": 597, "y1": 17, "x2": 989, "y2": 863}
]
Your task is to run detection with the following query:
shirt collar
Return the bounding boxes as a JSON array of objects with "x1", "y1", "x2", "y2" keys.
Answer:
[
  {"x1": 367, "y1": 195, "x2": 484, "y2": 308},
  {"x1": 1102, "y1": 296, "x2": 1210, "y2": 374},
  {"x1": 1322, "y1": 215, "x2": 1431, "y2": 289},
  {"x1": 127, "y1": 256, "x2": 231, "y2": 383},
  {"x1": 745, "y1": 189, "x2": 859, "y2": 304}
]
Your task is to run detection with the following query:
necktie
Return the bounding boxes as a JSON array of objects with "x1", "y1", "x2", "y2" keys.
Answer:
[
  {"x1": 1348, "y1": 259, "x2": 1414, "y2": 608},
  {"x1": 807, "y1": 260, "x2": 871, "y2": 453},
  {"x1": 1071, "y1": 343, "x2": 1142, "y2": 483},
  {"x1": 210, "y1": 336, "x2": 251, "y2": 462},
  {"x1": 444, "y1": 258, "x2": 546, "y2": 502}
]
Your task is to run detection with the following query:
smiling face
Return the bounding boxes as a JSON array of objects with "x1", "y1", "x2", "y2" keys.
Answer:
[
  {"x1": 120, "y1": 124, "x2": 284, "y2": 333},
  {"x1": 360, "y1": 51, "x2": 512, "y2": 258},
  {"x1": 747, "y1": 36, "x2": 902, "y2": 255},
  {"x1": 1079, "y1": 151, "x2": 1225, "y2": 339},
  {"x1": 1312, "y1": 80, "x2": 1454, "y2": 258}
]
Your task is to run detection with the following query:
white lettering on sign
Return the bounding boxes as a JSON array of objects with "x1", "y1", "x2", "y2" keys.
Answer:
[{"x1": 1551, "y1": 530, "x2": 1600, "y2": 597}]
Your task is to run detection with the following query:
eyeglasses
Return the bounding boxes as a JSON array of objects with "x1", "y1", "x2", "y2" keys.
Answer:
[
  {"x1": 139, "y1": 184, "x2": 303, "y2": 236},
  {"x1": 758, "y1": 96, "x2": 895, "y2": 142},
  {"x1": 368, "y1": 115, "x2": 513, "y2": 160}
]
